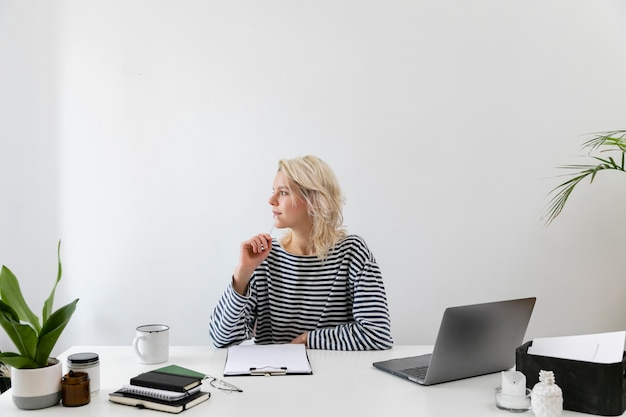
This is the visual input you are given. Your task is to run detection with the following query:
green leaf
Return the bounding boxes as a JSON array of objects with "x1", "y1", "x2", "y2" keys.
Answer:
[
  {"x1": 34, "y1": 298, "x2": 78, "y2": 366},
  {"x1": 583, "y1": 130, "x2": 626, "y2": 152},
  {"x1": 0, "y1": 298, "x2": 19, "y2": 321},
  {"x1": 0, "y1": 266, "x2": 41, "y2": 332},
  {"x1": 0, "y1": 352, "x2": 39, "y2": 369},
  {"x1": 42, "y1": 240, "x2": 63, "y2": 325},
  {"x1": 0, "y1": 305, "x2": 38, "y2": 360}
]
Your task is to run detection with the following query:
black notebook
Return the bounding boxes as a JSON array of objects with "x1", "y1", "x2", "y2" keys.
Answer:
[
  {"x1": 109, "y1": 390, "x2": 211, "y2": 414},
  {"x1": 130, "y1": 370, "x2": 202, "y2": 392}
]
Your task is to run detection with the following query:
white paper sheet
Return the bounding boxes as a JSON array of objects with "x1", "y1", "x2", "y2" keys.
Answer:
[
  {"x1": 527, "y1": 331, "x2": 625, "y2": 364},
  {"x1": 223, "y1": 344, "x2": 312, "y2": 376}
]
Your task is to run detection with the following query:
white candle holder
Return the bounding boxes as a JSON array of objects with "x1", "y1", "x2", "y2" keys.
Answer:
[{"x1": 495, "y1": 386, "x2": 532, "y2": 412}]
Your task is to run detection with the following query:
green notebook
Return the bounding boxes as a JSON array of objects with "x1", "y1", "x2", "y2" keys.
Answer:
[{"x1": 153, "y1": 364, "x2": 206, "y2": 380}]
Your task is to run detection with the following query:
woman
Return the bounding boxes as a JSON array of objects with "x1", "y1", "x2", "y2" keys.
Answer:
[{"x1": 209, "y1": 155, "x2": 393, "y2": 350}]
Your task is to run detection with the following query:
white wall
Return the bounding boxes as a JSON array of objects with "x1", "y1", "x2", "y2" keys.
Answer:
[{"x1": 1, "y1": 0, "x2": 626, "y2": 355}]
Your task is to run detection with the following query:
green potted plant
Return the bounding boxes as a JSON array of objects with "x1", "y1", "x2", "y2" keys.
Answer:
[
  {"x1": 0, "y1": 241, "x2": 79, "y2": 409},
  {"x1": 544, "y1": 130, "x2": 626, "y2": 225}
]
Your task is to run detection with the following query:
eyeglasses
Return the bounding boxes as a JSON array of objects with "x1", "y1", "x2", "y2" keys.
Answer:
[{"x1": 204, "y1": 375, "x2": 243, "y2": 393}]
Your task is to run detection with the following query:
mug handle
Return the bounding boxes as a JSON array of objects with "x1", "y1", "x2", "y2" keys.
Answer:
[{"x1": 132, "y1": 334, "x2": 147, "y2": 361}]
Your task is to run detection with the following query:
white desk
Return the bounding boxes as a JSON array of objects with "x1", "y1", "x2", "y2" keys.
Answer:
[{"x1": 0, "y1": 345, "x2": 611, "y2": 416}]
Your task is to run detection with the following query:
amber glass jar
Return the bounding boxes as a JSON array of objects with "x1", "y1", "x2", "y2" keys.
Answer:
[{"x1": 61, "y1": 371, "x2": 90, "y2": 407}]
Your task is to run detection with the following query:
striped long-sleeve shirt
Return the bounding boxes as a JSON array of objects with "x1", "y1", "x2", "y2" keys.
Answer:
[{"x1": 209, "y1": 235, "x2": 393, "y2": 350}]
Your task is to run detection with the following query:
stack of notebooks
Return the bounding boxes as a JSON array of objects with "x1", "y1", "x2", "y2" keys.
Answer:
[{"x1": 109, "y1": 365, "x2": 211, "y2": 414}]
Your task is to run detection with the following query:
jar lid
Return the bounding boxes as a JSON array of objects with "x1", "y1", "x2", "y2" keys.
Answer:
[
  {"x1": 68, "y1": 352, "x2": 99, "y2": 364},
  {"x1": 63, "y1": 371, "x2": 90, "y2": 382}
]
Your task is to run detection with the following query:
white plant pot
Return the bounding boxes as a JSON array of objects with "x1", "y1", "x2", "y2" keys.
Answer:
[{"x1": 10, "y1": 358, "x2": 62, "y2": 410}]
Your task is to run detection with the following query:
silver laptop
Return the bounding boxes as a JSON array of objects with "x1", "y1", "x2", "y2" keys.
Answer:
[{"x1": 373, "y1": 297, "x2": 536, "y2": 385}]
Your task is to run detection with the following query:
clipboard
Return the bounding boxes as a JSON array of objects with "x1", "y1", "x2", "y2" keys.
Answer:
[{"x1": 223, "y1": 344, "x2": 313, "y2": 376}]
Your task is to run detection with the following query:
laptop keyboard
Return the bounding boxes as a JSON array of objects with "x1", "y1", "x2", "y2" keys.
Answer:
[{"x1": 402, "y1": 366, "x2": 428, "y2": 380}]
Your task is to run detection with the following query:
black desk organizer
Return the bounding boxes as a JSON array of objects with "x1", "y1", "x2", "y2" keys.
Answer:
[{"x1": 516, "y1": 341, "x2": 626, "y2": 416}]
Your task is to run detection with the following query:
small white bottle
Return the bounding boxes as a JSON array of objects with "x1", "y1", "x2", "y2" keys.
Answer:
[
  {"x1": 67, "y1": 352, "x2": 100, "y2": 395},
  {"x1": 531, "y1": 370, "x2": 563, "y2": 417}
]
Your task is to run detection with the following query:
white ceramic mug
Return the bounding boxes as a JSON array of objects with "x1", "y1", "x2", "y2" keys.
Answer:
[{"x1": 132, "y1": 324, "x2": 170, "y2": 364}]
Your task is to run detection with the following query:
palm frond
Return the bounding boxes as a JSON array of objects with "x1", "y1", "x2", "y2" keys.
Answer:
[
  {"x1": 582, "y1": 130, "x2": 626, "y2": 152},
  {"x1": 543, "y1": 131, "x2": 626, "y2": 226},
  {"x1": 0, "y1": 361, "x2": 10, "y2": 378}
]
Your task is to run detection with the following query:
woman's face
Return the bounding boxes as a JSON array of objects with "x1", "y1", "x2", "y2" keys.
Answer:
[{"x1": 268, "y1": 171, "x2": 311, "y2": 231}]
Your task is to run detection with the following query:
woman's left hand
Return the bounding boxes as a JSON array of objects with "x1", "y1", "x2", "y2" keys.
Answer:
[{"x1": 290, "y1": 332, "x2": 308, "y2": 346}]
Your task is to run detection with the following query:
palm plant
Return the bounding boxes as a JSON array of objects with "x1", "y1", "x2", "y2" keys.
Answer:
[{"x1": 544, "y1": 130, "x2": 626, "y2": 226}]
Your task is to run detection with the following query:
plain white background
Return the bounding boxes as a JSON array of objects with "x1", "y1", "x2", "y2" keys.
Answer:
[{"x1": 1, "y1": 1, "x2": 625, "y2": 355}]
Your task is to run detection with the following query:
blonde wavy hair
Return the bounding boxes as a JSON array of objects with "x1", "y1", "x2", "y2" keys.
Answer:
[{"x1": 278, "y1": 155, "x2": 347, "y2": 259}]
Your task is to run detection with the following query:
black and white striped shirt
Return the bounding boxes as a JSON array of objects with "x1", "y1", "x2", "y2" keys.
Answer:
[{"x1": 209, "y1": 235, "x2": 393, "y2": 350}]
